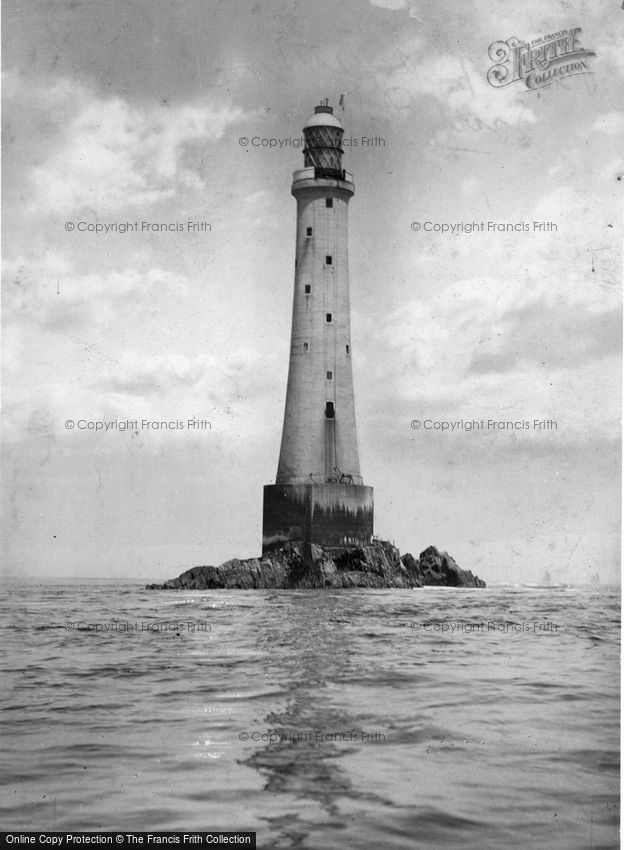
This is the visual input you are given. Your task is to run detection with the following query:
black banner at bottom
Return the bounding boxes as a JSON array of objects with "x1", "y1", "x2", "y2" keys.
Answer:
[{"x1": 0, "y1": 833, "x2": 256, "y2": 848}]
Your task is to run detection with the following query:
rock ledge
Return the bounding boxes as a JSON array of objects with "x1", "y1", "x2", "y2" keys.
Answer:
[{"x1": 146, "y1": 541, "x2": 486, "y2": 590}]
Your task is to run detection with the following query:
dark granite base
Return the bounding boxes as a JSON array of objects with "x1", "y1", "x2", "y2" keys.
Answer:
[{"x1": 262, "y1": 483, "x2": 374, "y2": 553}]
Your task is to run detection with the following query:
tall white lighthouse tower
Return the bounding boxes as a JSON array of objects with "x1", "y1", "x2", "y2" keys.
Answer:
[{"x1": 262, "y1": 101, "x2": 374, "y2": 553}]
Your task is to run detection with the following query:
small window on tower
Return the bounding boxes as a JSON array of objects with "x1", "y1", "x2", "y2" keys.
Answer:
[
  {"x1": 346, "y1": 344, "x2": 350, "y2": 354},
  {"x1": 325, "y1": 255, "x2": 332, "y2": 265},
  {"x1": 304, "y1": 284, "x2": 311, "y2": 294},
  {"x1": 325, "y1": 402, "x2": 335, "y2": 419},
  {"x1": 326, "y1": 198, "x2": 333, "y2": 208},
  {"x1": 303, "y1": 342, "x2": 309, "y2": 352},
  {"x1": 306, "y1": 227, "x2": 313, "y2": 237},
  {"x1": 326, "y1": 313, "x2": 332, "y2": 323},
  {"x1": 327, "y1": 371, "x2": 333, "y2": 380}
]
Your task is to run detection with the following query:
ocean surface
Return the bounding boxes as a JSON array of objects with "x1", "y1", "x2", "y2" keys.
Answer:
[{"x1": 0, "y1": 579, "x2": 619, "y2": 849}]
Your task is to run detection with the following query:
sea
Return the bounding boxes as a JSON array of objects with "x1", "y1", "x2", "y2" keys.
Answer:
[{"x1": 0, "y1": 579, "x2": 620, "y2": 850}]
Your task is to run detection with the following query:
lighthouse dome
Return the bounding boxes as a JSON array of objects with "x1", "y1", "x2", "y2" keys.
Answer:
[{"x1": 304, "y1": 106, "x2": 343, "y2": 130}]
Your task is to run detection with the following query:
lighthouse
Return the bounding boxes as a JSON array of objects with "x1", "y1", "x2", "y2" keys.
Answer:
[{"x1": 262, "y1": 101, "x2": 374, "y2": 553}]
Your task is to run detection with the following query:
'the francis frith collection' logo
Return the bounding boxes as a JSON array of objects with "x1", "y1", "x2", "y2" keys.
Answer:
[{"x1": 487, "y1": 27, "x2": 595, "y2": 90}]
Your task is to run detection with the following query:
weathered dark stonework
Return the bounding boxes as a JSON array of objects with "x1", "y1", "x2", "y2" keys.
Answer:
[
  {"x1": 146, "y1": 541, "x2": 486, "y2": 590},
  {"x1": 262, "y1": 483, "x2": 373, "y2": 553}
]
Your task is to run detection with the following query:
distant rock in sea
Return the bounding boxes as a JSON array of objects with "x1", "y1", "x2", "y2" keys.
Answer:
[{"x1": 146, "y1": 541, "x2": 486, "y2": 590}]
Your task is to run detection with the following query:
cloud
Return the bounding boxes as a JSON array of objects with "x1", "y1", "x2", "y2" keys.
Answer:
[
  {"x1": 600, "y1": 44, "x2": 624, "y2": 77},
  {"x1": 98, "y1": 353, "x2": 207, "y2": 397},
  {"x1": 364, "y1": 183, "x2": 621, "y2": 443},
  {"x1": 460, "y1": 176, "x2": 479, "y2": 194},
  {"x1": 372, "y1": 40, "x2": 536, "y2": 132},
  {"x1": 369, "y1": 0, "x2": 408, "y2": 8},
  {"x1": 590, "y1": 112, "x2": 624, "y2": 136},
  {"x1": 5, "y1": 73, "x2": 250, "y2": 215},
  {"x1": 1, "y1": 241, "x2": 281, "y2": 447},
  {"x1": 382, "y1": 279, "x2": 620, "y2": 442},
  {"x1": 2, "y1": 251, "x2": 191, "y2": 438},
  {"x1": 93, "y1": 347, "x2": 264, "y2": 407},
  {"x1": 3, "y1": 252, "x2": 188, "y2": 332},
  {"x1": 469, "y1": 298, "x2": 621, "y2": 374}
]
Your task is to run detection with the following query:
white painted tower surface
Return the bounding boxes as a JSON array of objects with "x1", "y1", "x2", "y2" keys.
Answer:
[{"x1": 263, "y1": 102, "x2": 374, "y2": 554}]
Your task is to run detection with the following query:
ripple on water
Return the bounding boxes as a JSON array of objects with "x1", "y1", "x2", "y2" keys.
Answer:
[{"x1": 0, "y1": 582, "x2": 619, "y2": 848}]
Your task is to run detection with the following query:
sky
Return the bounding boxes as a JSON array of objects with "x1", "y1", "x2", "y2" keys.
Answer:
[{"x1": 2, "y1": 0, "x2": 622, "y2": 584}]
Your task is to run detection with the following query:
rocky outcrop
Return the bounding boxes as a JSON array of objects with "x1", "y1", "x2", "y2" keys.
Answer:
[{"x1": 146, "y1": 541, "x2": 486, "y2": 590}]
